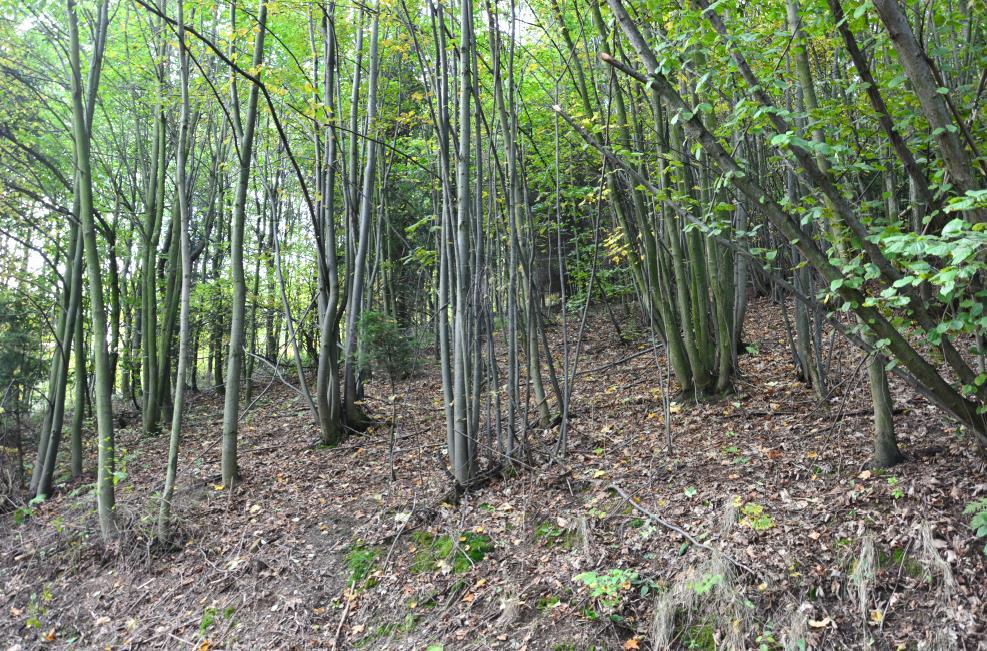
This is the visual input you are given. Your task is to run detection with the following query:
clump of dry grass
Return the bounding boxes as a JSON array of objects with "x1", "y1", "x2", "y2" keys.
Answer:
[
  {"x1": 577, "y1": 515, "x2": 592, "y2": 558},
  {"x1": 496, "y1": 590, "x2": 521, "y2": 628},
  {"x1": 719, "y1": 497, "x2": 737, "y2": 536},
  {"x1": 649, "y1": 552, "x2": 751, "y2": 648},
  {"x1": 850, "y1": 534, "x2": 876, "y2": 625},
  {"x1": 919, "y1": 626, "x2": 957, "y2": 651},
  {"x1": 917, "y1": 522, "x2": 954, "y2": 595},
  {"x1": 780, "y1": 603, "x2": 809, "y2": 651},
  {"x1": 649, "y1": 588, "x2": 679, "y2": 648}
]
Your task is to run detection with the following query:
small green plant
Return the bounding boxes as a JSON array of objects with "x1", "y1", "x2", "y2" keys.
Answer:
[
  {"x1": 887, "y1": 476, "x2": 904, "y2": 500},
  {"x1": 687, "y1": 573, "x2": 723, "y2": 595},
  {"x1": 346, "y1": 543, "x2": 381, "y2": 586},
  {"x1": 535, "y1": 522, "x2": 564, "y2": 540},
  {"x1": 353, "y1": 614, "x2": 417, "y2": 648},
  {"x1": 13, "y1": 494, "x2": 45, "y2": 525},
  {"x1": 735, "y1": 498, "x2": 775, "y2": 531},
  {"x1": 199, "y1": 606, "x2": 217, "y2": 635},
  {"x1": 410, "y1": 531, "x2": 493, "y2": 574},
  {"x1": 573, "y1": 568, "x2": 638, "y2": 610},
  {"x1": 534, "y1": 521, "x2": 577, "y2": 549},
  {"x1": 25, "y1": 593, "x2": 42, "y2": 629},
  {"x1": 23, "y1": 584, "x2": 53, "y2": 630},
  {"x1": 964, "y1": 498, "x2": 987, "y2": 555},
  {"x1": 13, "y1": 505, "x2": 33, "y2": 525},
  {"x1": 537, "y1": 595, "x2": 561, "y2": 611},
  {"x1": 198, "y1": 603, "x2": 235, "y2": 635},
  {"x1": 684, "y1": 621, "x2": 716, "y2": 650},
  {"x1": 876, "y1": 546, "x2": 926, "y2": 579},
  {"x1": 113, "y1": 447, "x2": 135, "y2": 486}
]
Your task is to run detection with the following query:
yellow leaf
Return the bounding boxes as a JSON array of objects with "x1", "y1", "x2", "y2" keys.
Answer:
[{"x1": 624, "y1": 638, "x2": 641, "y2": 650}]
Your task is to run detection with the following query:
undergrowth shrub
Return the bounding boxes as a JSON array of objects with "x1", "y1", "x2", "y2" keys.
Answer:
[{"x1": 357, "y1": 311, "x2": 413, "y2": 383}]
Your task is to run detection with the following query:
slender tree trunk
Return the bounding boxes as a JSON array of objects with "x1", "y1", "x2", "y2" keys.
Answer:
[
  {"x1": 67, "y1": 0, "x2": 115, "y2": 540},
  {"x1": 221, "y1": 0, "x2": 267, "y2": 488},
  {"x1": 159, "y1": 0, "x2": 193, "y2": 541},
  {"x1": 342, "y1": 0, "x2": 381, "y2": 430}
]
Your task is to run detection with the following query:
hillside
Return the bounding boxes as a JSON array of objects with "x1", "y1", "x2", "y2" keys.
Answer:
[{"x1": 3, "y1": 302, "x2": 985, "y2": 650}]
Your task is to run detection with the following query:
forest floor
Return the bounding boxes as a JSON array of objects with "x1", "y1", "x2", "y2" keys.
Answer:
[{"x1": 2, "y1": 299, "x2": 986, "y2": 650}]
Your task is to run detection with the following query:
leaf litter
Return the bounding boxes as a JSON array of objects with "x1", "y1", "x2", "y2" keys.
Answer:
[{"x1": 1, "y1": 299, "x2": 985, "y2": 649}]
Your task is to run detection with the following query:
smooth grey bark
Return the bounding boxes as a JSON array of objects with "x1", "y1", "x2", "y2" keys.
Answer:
[
  {"x1": 221, "y1": 0, "x2": 267, "y2": 487},
  {"x1": 67, "y1": 0, "x2": 115, "y2": 540},
  {"x1": 342, "y1": 0, "x2": 381, "y2": 429},
  {"x1": 142, "y1": 110, "x2": 165, "y2": 437},
  {"x1": 158, "y1": 0, "x2": 193, "y2": 542},
  {"x1": 70, "y1": 297, "x2": 84, "y2": 477},
  {"x1": 315, "y1": 2, "x2": 344, "y2": 446},
  {"x1": 32, "y1": 222, "x2": 82, "y2": 497},
  {"x1": 788, "y1": 0, "x2": 900, "y2": 456}
]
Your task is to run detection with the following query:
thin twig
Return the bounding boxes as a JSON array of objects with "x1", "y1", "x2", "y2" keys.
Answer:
[{"x1": 610, "y1": 483, "x2": 759, "y2": 577}]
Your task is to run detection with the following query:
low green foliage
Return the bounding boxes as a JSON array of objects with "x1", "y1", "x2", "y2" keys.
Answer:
[
  {"x1": 964, "y1": 498, "x2": 987, "y2": 555},
  {"x1": 876, "y1": 547, "x2": 926, "y2": 579},
  {"x1": 684, "y1": 621, "x2": 716, "y2": 650},
  {"x1": 886, "y1": 476, "x2": 904, "y2": 500},
  {"x1": 534, "y1": 521, "x2": 578, "y2": 549},
  {"x1": 13, "y1": 505, "x2": 33, "y2": 525},
  {"x1": 536, "y1": 595, "x2": 561, "y2": 611},
  {"x1": 736, "y1": 499, "x2": 775, "y2": 531},
  {"x1": 199, "y1": 606, "x2": 217, "y2": 635},
  {"x1": 687, "y1": 573, "x2": 724, "y2": 596},
  {"x1": 353, "y1": 613, "x2": 417, "y2": 648},
  {"x1": 24, "y1": 585, "x2": 52, "y2": 630},
  {"x1": 13, "y1": 494, "x2": 45, "y2": 526},
  {"x1": 410, "y1": 531, "x2": 493, "y2": 574},
  {"x1": 572, "y1": 568, "x2": 638, "y2": 610},
  {"x1": 346, "y1": 543, "x2": 381, "y2": 586}
]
